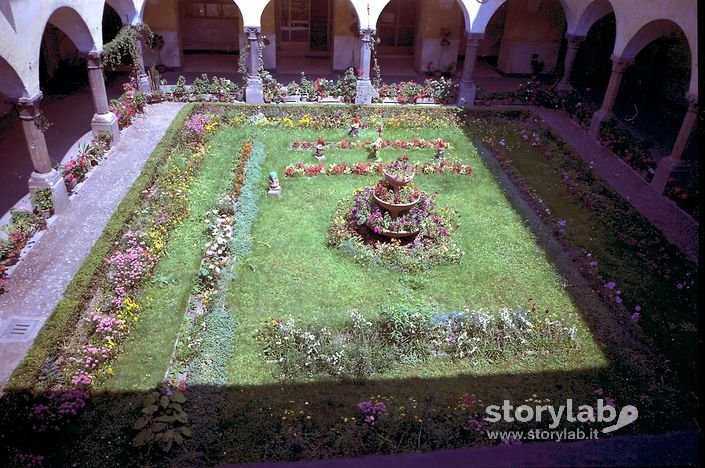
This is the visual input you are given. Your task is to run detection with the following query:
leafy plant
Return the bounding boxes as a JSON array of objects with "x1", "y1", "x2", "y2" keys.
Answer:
[
  {"x1": 173, "y1": 75, "x2": 187, "y2": 97},
  {"x1": 31, "y1": 189, "x2": 54, "y2": 212},
  {"x1": 191, "y1": 73, "x2": 210, "y2": 96},
  {"x1": 335, "y1": 67, "x2": 358, "y2": 103},
  {"x1": 299, "y1": 72, "x2": 315, "y2": 100},
  {"x1": 133, "y1": 386, "x2": 192, "y2": 453}
]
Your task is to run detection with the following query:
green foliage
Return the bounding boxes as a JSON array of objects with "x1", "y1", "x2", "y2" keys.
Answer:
[
  {"x1": 31, "y1": 188, "x2": 53, "y2": 212},
  {"x1": 335, "y1": 68, "x2": 359, "y2": 103},
  {"x1": 37, "y1": 357, "x2": 65, "y2": 389},
  {"x1": 132, "y1": 387, "x2": 192, "y2": 453},
  {"x1": 378, "y1": 304, "x2": 432, "y2": 364},
  {"x1": 255, "y1": 306, "x2": 577, "y2": 380},
  {"x1": 299, "y1": 72, "x2": 315, "y2": 99},
  {"x1": 191, "y1": 74, "x2": 211, "y2": 96},
  {"x1": 103, "y1": 24, "x2": 157, "y2": 74},
  {"x1": 187, "y1": 307, "x2": 238, "y2": 385},
  {"x1": 174, "y1": 76, "x2": 187, "y2": 97},
  {"x1": 9, "y1": 209, "x2": 45, "y2": 234}
]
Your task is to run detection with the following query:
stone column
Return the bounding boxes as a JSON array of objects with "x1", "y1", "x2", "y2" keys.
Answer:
[
  {"x1": 457, "y1": 33, "x2": 483, "y2": 107},
  {"x1": 588, "y1": 55, "x2": 632, "y2": 139},
  {"x1": 133, "y1": 37, "x2": 152, "y2": 93},
  {"x1": 355, "y1": 28, "x2": 375, "y2": 104},
  {"x1": 87, "y1": 50, "x2": 121, "y2": 144},
  {"x1": 650, "y1": 94, "x2": 698, "y2": 194},
  {"x1": 244, "y1": 26, "x2": 264, "y2": 104},
  {"x1": 556, "y1": 34, "x2": 585, "y2": 91},
  {"x1": 16, "y1": 94, "x2": 69, "y2": 213}
]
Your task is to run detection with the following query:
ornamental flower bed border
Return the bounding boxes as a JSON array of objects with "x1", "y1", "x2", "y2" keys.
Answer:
[{"x1": 284, "y1": 161, "x2": 474, "y2": 178}]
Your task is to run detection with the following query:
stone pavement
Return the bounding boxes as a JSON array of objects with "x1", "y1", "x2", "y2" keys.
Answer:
[
  {"x1": 242, "y1": 430, "x2": 698, "y2": 467},
  {"x1": 0, "y1": 102, "x2": 184, "y2": 390},
  {"x1": 531, "y1": 107, "x2": 698, "y2": 263}
]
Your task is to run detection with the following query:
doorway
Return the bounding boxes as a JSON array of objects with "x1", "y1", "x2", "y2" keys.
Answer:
[{"x1": 277, "y1": 0, "x2": 331, "y2": 53}]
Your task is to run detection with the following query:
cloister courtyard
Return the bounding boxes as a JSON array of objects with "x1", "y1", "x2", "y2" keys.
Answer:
[{"x1": 0, "y1": 0, "x2": 699, "y2": 466}]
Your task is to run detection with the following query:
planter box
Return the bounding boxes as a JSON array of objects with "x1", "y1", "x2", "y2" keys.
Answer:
[
  {"x1": 282, "y1": 95, "x2": 301, "y2": 102},
  {"x1": 415, "y1": 97, "x2": 438, "y2": 105},
  {"x1": 318, "y1": 96, "x2": 343, "y2": 103},
  {"x1": 381, "y1": 98, "x2": 398, "y2": 104}
]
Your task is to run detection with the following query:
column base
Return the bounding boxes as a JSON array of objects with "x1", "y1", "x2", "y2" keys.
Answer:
[
  {"x1": 246, "y1": 78, "x2": 264, "y2": 104},
  {"x1": 91, "y1": 112, "x2": 120, "y2": 145},
  {"x1": 588, "y1": 109, "x2": 612, "y2": 140},
  {"x1": 355, "y1": 79, "x2": 375, "y2": 105},
  {"x1": 137, "y1": 73, "x2": 152, "y2": 94},
  {"x1": 650, "y1": 156, "x2": 679, "y2": 195},
  {"x1": 457, "y1": 81, "x2": 476, "y2": 107},
  {"x1": 28, "y1": 169, "x2": 69, "y2": 214}
]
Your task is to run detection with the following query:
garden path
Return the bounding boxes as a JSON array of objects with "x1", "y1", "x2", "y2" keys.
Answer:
[
  {"x1": 0, "y1": 102, "x2": 184, "y2": 391},
  {"x1": 532, "y1": 107, "x2": 698, "y2": 263}
]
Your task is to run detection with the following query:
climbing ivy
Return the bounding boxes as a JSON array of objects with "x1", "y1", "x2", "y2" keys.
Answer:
[{"x1": 102, "y1": 24, "x2": 159, "y2": 75}]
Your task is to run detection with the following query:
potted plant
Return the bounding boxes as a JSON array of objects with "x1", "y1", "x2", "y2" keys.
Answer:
[
  {"x1": 283, "y1": 82, "x2": 301, "y2": 102},
  {"x1": 383, "y1": 155, "x2": 416, "y2": 185},
  {"x1": 31, "y1": 188, "x2": 54, "y2": 219},
  {"x1": 299, "y1": 72, "x2": 316, "y2": 102}
]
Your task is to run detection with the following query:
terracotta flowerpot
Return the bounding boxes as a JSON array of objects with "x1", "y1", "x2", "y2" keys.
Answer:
[
  {"x1": 372, "y1": 193, "x2": 420, "y2": 218},
  {"x1": 367, "y1": 221, "x2": 419, "y2": 239},
  {"x1": 383, "y1": 171, "x2": 414, "y2": 187}
]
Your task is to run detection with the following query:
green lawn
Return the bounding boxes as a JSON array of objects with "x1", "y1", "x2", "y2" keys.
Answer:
[{"x1": 224, "y1": 124, "x2": 606, "y2": 385}]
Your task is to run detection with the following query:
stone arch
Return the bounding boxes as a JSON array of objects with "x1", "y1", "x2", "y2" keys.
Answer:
[
  {"x1": 0, "y1": 55, "x2": 28, "y2": 100},
  {"x1": 473, "y1": 0, "x2": 567, "y2": 75},
  {"x1": 42, "y1": 6, "x2": 98, "y2": 54},
  {"x1": 620, "y1": 19, "x2": 687, "y2": 60},
  {"x1": 105, "y1": 0, "x2": 138, "y2": 25},
  {"x1": 574, "y1": 0, "x2": 614, "y2": 37},
  {"x1": 619, "y1": 18, "x2": 695, "y2": 96}
]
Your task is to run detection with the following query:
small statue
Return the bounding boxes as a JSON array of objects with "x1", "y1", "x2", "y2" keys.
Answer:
[
  {"x1": 348, "y1": 115, "x2": 361, "y2": 138},
  {"x1": 435, "y1": 139, "x2": 446, "y2": 159},
  {"x1": 268, "y1": 171, "x2": 282, "y2": 197},
  {"x1": 370, "y1": 137, "x2": 382, "y2": 161},
  {"x1": 314, "y1": 135, "x2": 326, "y2": 160}
]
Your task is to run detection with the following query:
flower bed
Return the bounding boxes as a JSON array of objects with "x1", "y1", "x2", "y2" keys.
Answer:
[
  {"x1": 256, "y1": 306, "x2": 577, "y2": 380},
  {"x1": 289, "y1": 137, "x2": 451, "y2": 151},
  {"x1": 0, "y1": 210, "x2": 47, "y2": 293},
  {"x1": 327, "y1": 186, "x2": 462, "y2": 272},
  {"x1": 284, "y1": 160, "x2": 473, "y2": 178},
  {"x1": 109, "y1": 82, "x2": 147, "y2": 130},
  {"x1": 61, "y1": 134, "x2": 112, "y2": 192}
]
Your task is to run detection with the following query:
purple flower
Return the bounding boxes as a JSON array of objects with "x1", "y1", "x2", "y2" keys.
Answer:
[
  {"x1": 615, "y1": 297, "x2": 622, "y2": 304},
  {"x1": 634, "y1": 305, "x2": 641, "y2": 312},
  {"x1": 604, "y1": 281, "x2": 616, "y2": 290},
  {"x1": 631, "y1": 312, "x2": 640, "y2": 321}
]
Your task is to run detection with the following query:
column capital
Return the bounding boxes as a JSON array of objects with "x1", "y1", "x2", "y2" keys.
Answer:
[
  {"x1": 16, "y1": 93, "x2": 44, "y2": 120},
  {"x1": 244, "y1": 26, "x2": 261, "y2": 39},
  {"x1": 86, "y1": 49, "x2": 102, "y2": 69},
  {"x1": 610, "y1": 54, "x2": 633, "y2": 72},
  {"x1": 359, "y1": 28, "x2": 375, "y2": 41},
  {"x1": 565, "y1": 34, "x2": 585, "y2": 48},
  {"x1": 465, "y1": 32, "x2": 484, "y2": 47}
]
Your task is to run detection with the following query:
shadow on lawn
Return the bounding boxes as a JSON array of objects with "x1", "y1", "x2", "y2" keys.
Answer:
[{"x1": 0, "y1": 362, "x2": 694, "y2": 467}]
